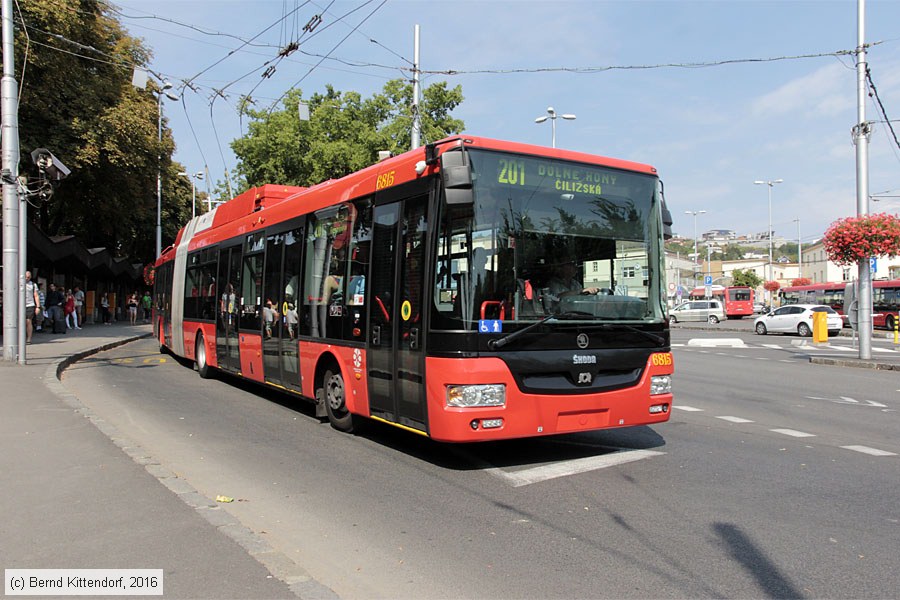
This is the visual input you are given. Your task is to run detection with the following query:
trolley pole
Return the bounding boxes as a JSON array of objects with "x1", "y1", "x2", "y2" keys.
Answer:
[
  {"x1": 410, "y1": 24, "x2": 421, "y2": 150},
  {"x1": 1, "y1": 0, "x2": 20, "y2": 363},
  {"x1": 854, "y1": 0, "x2": 872, "y2": 360}
]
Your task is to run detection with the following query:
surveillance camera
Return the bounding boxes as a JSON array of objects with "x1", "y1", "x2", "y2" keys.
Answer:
[{"x1": 30, "y1": 148, "x2": 71, "y2": 181}]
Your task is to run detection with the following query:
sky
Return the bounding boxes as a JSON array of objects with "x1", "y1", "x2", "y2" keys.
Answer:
[{"x1": 110, "y1": 0, "x2": 900, "y2": 244}]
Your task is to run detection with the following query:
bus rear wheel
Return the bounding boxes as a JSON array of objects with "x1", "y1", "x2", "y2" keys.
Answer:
[{"x1": 323, "y1": 368, "x2": 358, "y2": 432}]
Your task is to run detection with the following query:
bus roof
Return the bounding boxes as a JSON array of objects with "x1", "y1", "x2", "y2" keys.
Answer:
[{"x1": 160, "y1": 135, "x2": 659, "y2": 262}]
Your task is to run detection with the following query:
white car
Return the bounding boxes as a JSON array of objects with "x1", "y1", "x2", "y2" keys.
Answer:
[{"x1": 754, "y1": 304, "x2": 843, "y2": 337}]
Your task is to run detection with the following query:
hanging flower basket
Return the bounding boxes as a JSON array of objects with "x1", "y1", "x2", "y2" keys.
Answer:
[
  {"x1": 822, "y1": 213, "x2": 900, "y2": 266},
  {"x1": 143, "y1": 263, "x2": 156, "y2": 286},
  {"x1": 764, "y1": 280, "x2": 780, "y2": 292}
]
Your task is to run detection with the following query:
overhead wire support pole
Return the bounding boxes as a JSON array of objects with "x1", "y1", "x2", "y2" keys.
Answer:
[
  {"x1": 1, "y1": 0, "x2": 21, "y2": 363},
  {"x1": 411, "y1": 24, "x2": 421, "y2": 150},
  {"x1": 854, "y1": 0, "x2": 872, "y2": 360}
]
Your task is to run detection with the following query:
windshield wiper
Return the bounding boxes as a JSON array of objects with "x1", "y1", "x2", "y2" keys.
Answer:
[
  {"x1": 597, "y1": 323, "x2": 666, "y2": 346},
  {"x1": 488, "y1": 314, "x2": 556, "y2": 350}
]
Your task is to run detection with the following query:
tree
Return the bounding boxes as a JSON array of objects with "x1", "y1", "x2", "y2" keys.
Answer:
[
  {"x1": 732, "y1": 269, "x2": 762, "y2": 288},
  {"x1": 778, "y1": 242, "x2": 799, "y2": 262},
  {"x1": 15, "y1": 0, "x2": 190, "y2": 262},
  {"x1": 231, "y1": 80, "x2": 465, "y2": 189},
  {"x1": 721, "y1": 244, "x2": 745, "y2": 260}
]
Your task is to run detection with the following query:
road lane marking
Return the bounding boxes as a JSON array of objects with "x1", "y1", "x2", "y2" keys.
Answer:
[
  {"x1": 673, "y1": 405, "x2": 704, "y2": 412},
  {"x1": 840, "y1": 445, "x2": 897, "y2": 457},
  {"x1": 486, "y1": 450, "x2": 665, "y2": 487},
  {"x1": 687, "y1": 338, "x2": 747, "y2": 348},
  {"x1": 770, "y1": 428, "x2": 816, "y2": 438},
  {"x1": 716, "y1": 416, "x2": 754, "y2": 423}
]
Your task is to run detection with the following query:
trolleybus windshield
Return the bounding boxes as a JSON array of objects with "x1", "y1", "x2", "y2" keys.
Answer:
[{"x1": 431, "y1": 149, "x2": 666, "y2": 331}]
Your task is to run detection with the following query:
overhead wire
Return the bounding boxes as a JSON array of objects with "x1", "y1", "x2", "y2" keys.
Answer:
[
  {"x1": 13, "y1": 0, "x2": 31, "y2": 106},
  {"x1": 865, "y1": 67, "x2": 900, "y2": 153},
  {"x1": 267, "y1": 0, "x2": 388, "y2": 112}
]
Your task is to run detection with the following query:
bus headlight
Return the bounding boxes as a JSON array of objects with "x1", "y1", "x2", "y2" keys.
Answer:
[
  {"x1": 650, "y1": 375, "x2": 672, "y2": 395},
  {"x1": 446, "y1": 384, "x2": 506, "y2": 408}
]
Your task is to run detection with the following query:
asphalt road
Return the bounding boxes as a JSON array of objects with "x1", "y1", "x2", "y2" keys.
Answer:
[{"x1": 62, "y1": 336, "x2": 900, "y2": 599}]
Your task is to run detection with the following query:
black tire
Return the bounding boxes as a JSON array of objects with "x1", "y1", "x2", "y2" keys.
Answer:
[
  {"x1": 886, "y1": 315, "x2": 896, "y2": 333},
  {"x1": 707, "y1": 315, "x2": 719, "y2": 324},
  {"x1": 196, "y1": 332, "x2": 213, "y2": 379},
  {"x1": 798, "y1": 322, "x2": 812, "y2": 337},
  {"x1": 755, "y1": 322, "x2": 767, "y2": 335},
  {"x1": 323, "y1": 367, "x2": 358, "y2": 432}
]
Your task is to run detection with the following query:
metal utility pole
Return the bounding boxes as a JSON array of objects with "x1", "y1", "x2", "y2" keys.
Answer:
[
  {"x1": 411, "y1": 24, "x2": 421, "y2": 150},
  {"x1": 1, "y1": 0, "x2": 20, "y2": 363},
  {"x1": 854, "y1": 0, "x2": 872, "y2": 359}
]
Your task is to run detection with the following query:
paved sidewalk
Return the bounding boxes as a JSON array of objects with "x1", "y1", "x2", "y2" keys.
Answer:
[{"x1": 0, "y1": 323, "x2": 333, "y2": 599}]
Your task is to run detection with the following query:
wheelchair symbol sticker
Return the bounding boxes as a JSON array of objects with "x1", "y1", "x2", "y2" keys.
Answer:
[{"x1": 479, "y1": 319, "x2": 502, "y2": 333}]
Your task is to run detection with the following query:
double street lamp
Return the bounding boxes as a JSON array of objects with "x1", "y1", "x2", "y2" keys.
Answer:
[
  {"x1": 534, "y1": 106, "x2": 576, "y2": 148},
  {"x1": 155, "y1": 82, "x2": 179, "y2": 258},
  {"x1": 178, "y1": 171, "x2": 204, "y2": 219},
  {"x1": 685, "y1": 209, "x2": 706, "y2": 282},
  {"x1": 753, "y1": 179, "x2": 783, "y2": 302}
]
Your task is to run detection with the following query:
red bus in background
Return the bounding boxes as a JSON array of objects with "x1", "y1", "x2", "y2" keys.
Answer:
[
  {"x1": 780, "y1": 279, "x2": 900, "y2": 330},
  {"x1": 688, "y1": 285, "x2": 755, "y2": 319},
  {"x1": 153, "y1": 135, "x2": 675, "y2": 443}
]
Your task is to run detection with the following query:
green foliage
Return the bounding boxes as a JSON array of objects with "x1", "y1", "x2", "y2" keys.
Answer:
[
  {"x1": 731, "y1": 268, "x2": 762, "y2": 288},
  {"x1": 15, "y1": 0, "x2": 190, "y2": 262},
  {"x1": 778, "y1": 242, "x2": 799, "y2": 262},
  {"x1": 665, "y1": 239, "x2": 695, "y2": 257},
  {"x1": 232, "y1": 80, "x2": 465, "y2": 189}
]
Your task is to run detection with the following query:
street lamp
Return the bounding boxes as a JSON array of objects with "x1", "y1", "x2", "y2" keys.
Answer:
[
  {"x1": 753, "y1": 179, "x2": 783, "y2": 303},
  {"x1": 534, "y1": 106, "x2": 576, "y2": 148},
  {"x1": 155, "y1": 82, "x2": 179, "y2": 258},
  {"x1": 685, "y1": 209, "x2": 706, "y2": 283},
  {"x1": 178, "y1": 171, "x2": 204, "y2": 219}
]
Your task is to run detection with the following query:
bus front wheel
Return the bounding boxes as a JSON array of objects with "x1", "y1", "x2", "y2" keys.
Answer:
[
  {"x1": 323, "y1": 368, "x2": 358, "y2": 432},
  {"x1": 196, "y1": 332, "x2": 213, "y2": 379}
]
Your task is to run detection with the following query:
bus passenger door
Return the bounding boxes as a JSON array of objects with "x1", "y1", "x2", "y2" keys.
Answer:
[
  {"x1": 368, "y1": 197, "x2": 429, "y2": 432},
  {"x1": 216, "y1": 246, "x2": 242, "y2": 372}
]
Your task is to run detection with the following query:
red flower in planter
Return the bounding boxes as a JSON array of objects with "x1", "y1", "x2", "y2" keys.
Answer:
[
  {"x1": 823, "y1": 213, "x2": 900, "y2": 266},
  {"x1": 764, "y1": 280, "x2": 780, "y2": 292},
  {"x1": 143, "y1": 264, "x2": 156, "y2": 286}
]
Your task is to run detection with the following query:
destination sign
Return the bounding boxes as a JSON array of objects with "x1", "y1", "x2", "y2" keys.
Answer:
[{"x1": 493, "y1": 157, "x2": 619, "y2": 196}]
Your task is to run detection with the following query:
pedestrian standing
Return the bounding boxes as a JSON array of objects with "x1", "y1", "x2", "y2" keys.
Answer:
[
  {"x1": 128, "y1": 292, "x2": 139, "y2": 325},
  {"x1": 46, "y1": 283, "x2": 63, "y2": 331},
  {"x1": 73, "y1": 285, "x2": 85, "y2": 326},
  {"x1": 24, "y1": 270, "x2": 41, "y2": 343},
  {"x1": 64, "y1": 290, "x2": 79, "y2": 329},
  {"x1": 100, "y1": 292, "x2": 111, "y2": 324},
  {"x1": 141, "y1": 290, "x2": 152, "y2": 323}
]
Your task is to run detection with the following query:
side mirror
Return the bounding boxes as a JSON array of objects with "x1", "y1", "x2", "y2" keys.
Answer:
[{"x1": 440, "y1": 148, "x2": 473, "y2": 205}]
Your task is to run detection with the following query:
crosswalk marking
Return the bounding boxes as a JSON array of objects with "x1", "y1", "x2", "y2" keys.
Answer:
[
  {"x1": 770, "y1": 428, "x2": 816, "y2": 438},
  {"x1": 840, "y1": 445, "x2": 897, "y2": 457},
  {"x1": 717, "y1": 416, "x2": 754, "y2": 423},
  {"x1": 486, "y1": 450, "x2": 665, "y2": 487}
]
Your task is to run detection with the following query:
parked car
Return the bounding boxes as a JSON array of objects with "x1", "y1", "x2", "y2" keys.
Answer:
[
  {"x1": 669, "y1": 299, "x2": 726, "y2": 324},
  {"x1": 753, "y1": 304, "x2": 843, "y2": 337}
]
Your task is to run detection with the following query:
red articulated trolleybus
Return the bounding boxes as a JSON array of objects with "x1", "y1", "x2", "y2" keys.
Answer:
[
  {"x1": 153, "y1": 136, "x2": 675, "y2": 442},
  {"x1": 687, "y1": 285, "x2": 755, "y2": 318}
]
